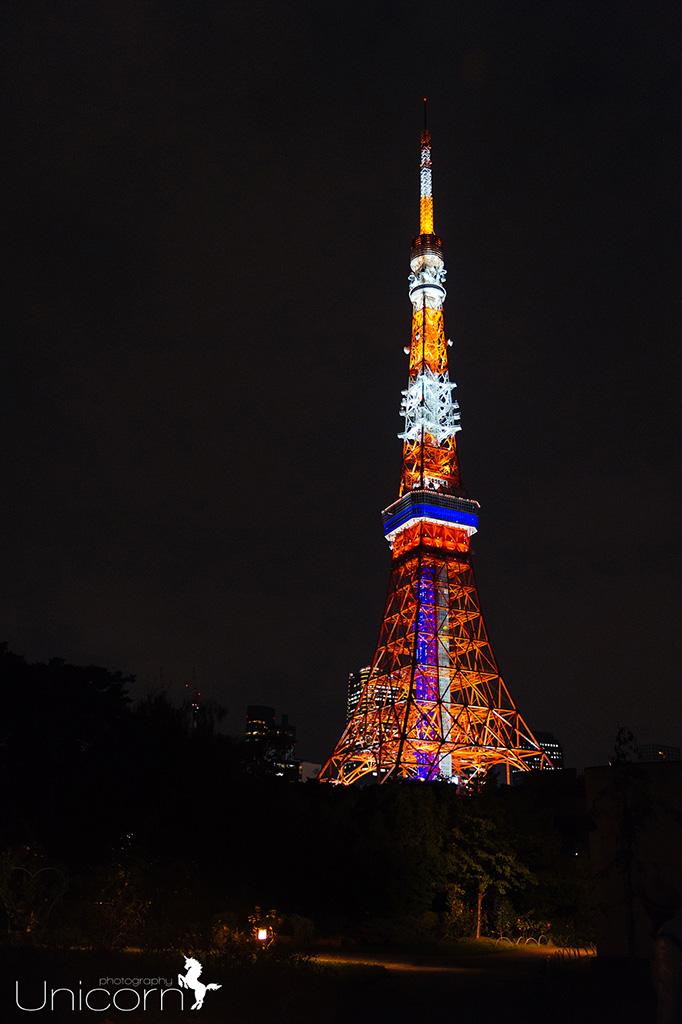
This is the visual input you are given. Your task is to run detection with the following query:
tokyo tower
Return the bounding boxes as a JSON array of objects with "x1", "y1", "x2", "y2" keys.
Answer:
[{"x1": 320, "y1": 114, "x2": 550, "y2": 786}]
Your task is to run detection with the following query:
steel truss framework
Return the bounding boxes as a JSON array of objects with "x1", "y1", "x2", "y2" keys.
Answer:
[
  {"x1": 322, "y1": 533, "x2": 545, "y2": 785},
  {"x1": 400, "y1": 306, "x2": 461, "y2": 495},
  {"x1": 320, "y1": 125, "x2": 549, "y2": 786}
]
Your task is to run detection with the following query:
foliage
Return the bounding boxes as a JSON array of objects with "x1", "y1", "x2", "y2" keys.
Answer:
[
  {"x1": 94, "y1": 859, "x2": 149, "y2": 950},
  {"x1": 242, "y1": 730, "x2": 297, "y2": 780},
  {"x1": 595, "y1": 727, "x2": 655, "y2": 956},
  {"x1": 448, "y1": 802, "x2": 536, "y2": 937},
  {"x1": 0, "y1": 643, "x2": 596, "y2": 952},
  {"x1": 610, "y1": 725, "x2": 638, "y2": 764},
  {"x1": 443, "y1": 881, "x2": 473, "y2": 937}
]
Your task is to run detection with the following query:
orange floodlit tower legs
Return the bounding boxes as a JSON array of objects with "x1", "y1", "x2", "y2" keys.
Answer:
[{"x1": 320, "y1": 113, "x2": 551, "y2": 786}]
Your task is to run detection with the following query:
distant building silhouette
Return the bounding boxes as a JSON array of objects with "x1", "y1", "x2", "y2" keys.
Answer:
[
  {"x1": 245, "y1": 704, "x2": 276, "y2": 742},
  {"x1": 534, "y1": 732, "x2": 564, "y2": 769},
  {"x1": 299, "y1": 761, "x2": 321, "y2": 782},
  {"x1": 637, "y1": 743, "x2": 681, "y2": 763},
  {"x1": 511, "y1": 731, "x2": 563, "y2": 782},
  {"x1": 245, "y1": 705, "x2": 298, "y2": 779},
  {"x1": 184, "y1": 683, "x2": 202, "y2": 729}
]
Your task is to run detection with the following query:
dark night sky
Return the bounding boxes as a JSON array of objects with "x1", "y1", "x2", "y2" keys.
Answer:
[{"x1": 4, "y1": 1, "x2": 682, "y2": 770}]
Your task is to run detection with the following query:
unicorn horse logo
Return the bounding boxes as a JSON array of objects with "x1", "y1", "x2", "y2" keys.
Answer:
[{"x1": 178, "y1": 956, "x2": 222, "y2": 1010}]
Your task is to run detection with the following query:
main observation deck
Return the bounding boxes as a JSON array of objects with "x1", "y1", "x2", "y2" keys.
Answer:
[{"x1": 382, "y1": 489, "x2": 480, "y2": 539}]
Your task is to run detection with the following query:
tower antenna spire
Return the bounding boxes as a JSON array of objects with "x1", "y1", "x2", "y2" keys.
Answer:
[{"x1": 419, "y1": 105, "x2": 433, "y2": 235}]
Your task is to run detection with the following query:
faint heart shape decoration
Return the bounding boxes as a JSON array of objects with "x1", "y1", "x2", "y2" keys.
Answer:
[{"x1": 1, "y1": 866, "x2": 67, "y2": 934}]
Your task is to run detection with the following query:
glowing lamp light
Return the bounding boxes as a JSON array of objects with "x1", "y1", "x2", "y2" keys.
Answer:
[{"x1": 257, "y1": 928, "x2": 268, "y2": 942}]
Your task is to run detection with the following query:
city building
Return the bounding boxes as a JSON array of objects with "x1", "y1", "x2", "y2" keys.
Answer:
[
  {"x1": 299, "y1": 761, "x2": 322, "y2": 783},
  {"x1": 511, "y1": 732, "x2": 564, "y2": 783},
  {"x1": 346, "y1": 667, "x2": 371, "y2": 723},
  {"x1": 534, "y1": 731, "x2": 564, "y2": 769},
  {"x1": 245, "y1": 704, "x2": 277, "y2": 743}
]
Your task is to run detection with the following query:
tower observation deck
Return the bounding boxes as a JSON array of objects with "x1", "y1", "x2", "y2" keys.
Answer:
[{"x1": 320, "y1": 113, "x2": 550, "y2": 786}]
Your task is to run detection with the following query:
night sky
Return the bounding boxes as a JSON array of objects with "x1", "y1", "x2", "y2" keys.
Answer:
[{"x1": 5, "y1": 1, "x2": 681, "y2": 771}]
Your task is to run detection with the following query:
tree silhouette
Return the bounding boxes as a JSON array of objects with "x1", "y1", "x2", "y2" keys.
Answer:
[{"x1": 450, "y1": 805, "x2": 536, "y2": 938}]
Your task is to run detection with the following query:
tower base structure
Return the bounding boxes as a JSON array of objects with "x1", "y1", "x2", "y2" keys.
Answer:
[{"x1": 321, "y1": 493, "x2": 546, "y2": 786}]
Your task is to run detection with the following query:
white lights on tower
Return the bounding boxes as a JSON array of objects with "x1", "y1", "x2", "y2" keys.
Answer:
[
  {"x1": 398, "y1": 369, "x2": 461, "y2": 443},
  {"x1": 420, "y1": 147, "x2": 432, "y2": 196}
]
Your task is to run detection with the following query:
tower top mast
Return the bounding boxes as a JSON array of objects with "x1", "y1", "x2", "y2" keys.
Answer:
[
  {"x1": 420, "y1": 98, "x2": 433, "y2": 235},
  {"x1": 413, "y1": 101, "x2": 442, "y2": 261},
  {"x1": 400, "y1": 113, "x2": 461, "y2": 496}
]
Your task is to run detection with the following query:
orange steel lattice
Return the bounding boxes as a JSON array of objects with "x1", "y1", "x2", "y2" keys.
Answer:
[{"x1": 320, "y1": 121, "x2": 550, "y2": 786}]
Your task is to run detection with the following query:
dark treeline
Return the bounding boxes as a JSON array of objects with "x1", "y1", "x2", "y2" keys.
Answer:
[{"x1": 0, "y1": 645, "x2": 593, "y2": 949}]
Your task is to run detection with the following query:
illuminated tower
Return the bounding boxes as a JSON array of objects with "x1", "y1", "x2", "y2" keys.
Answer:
[{"x1": 320, "y1": 116, "x2": 549, "y2": 786}]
